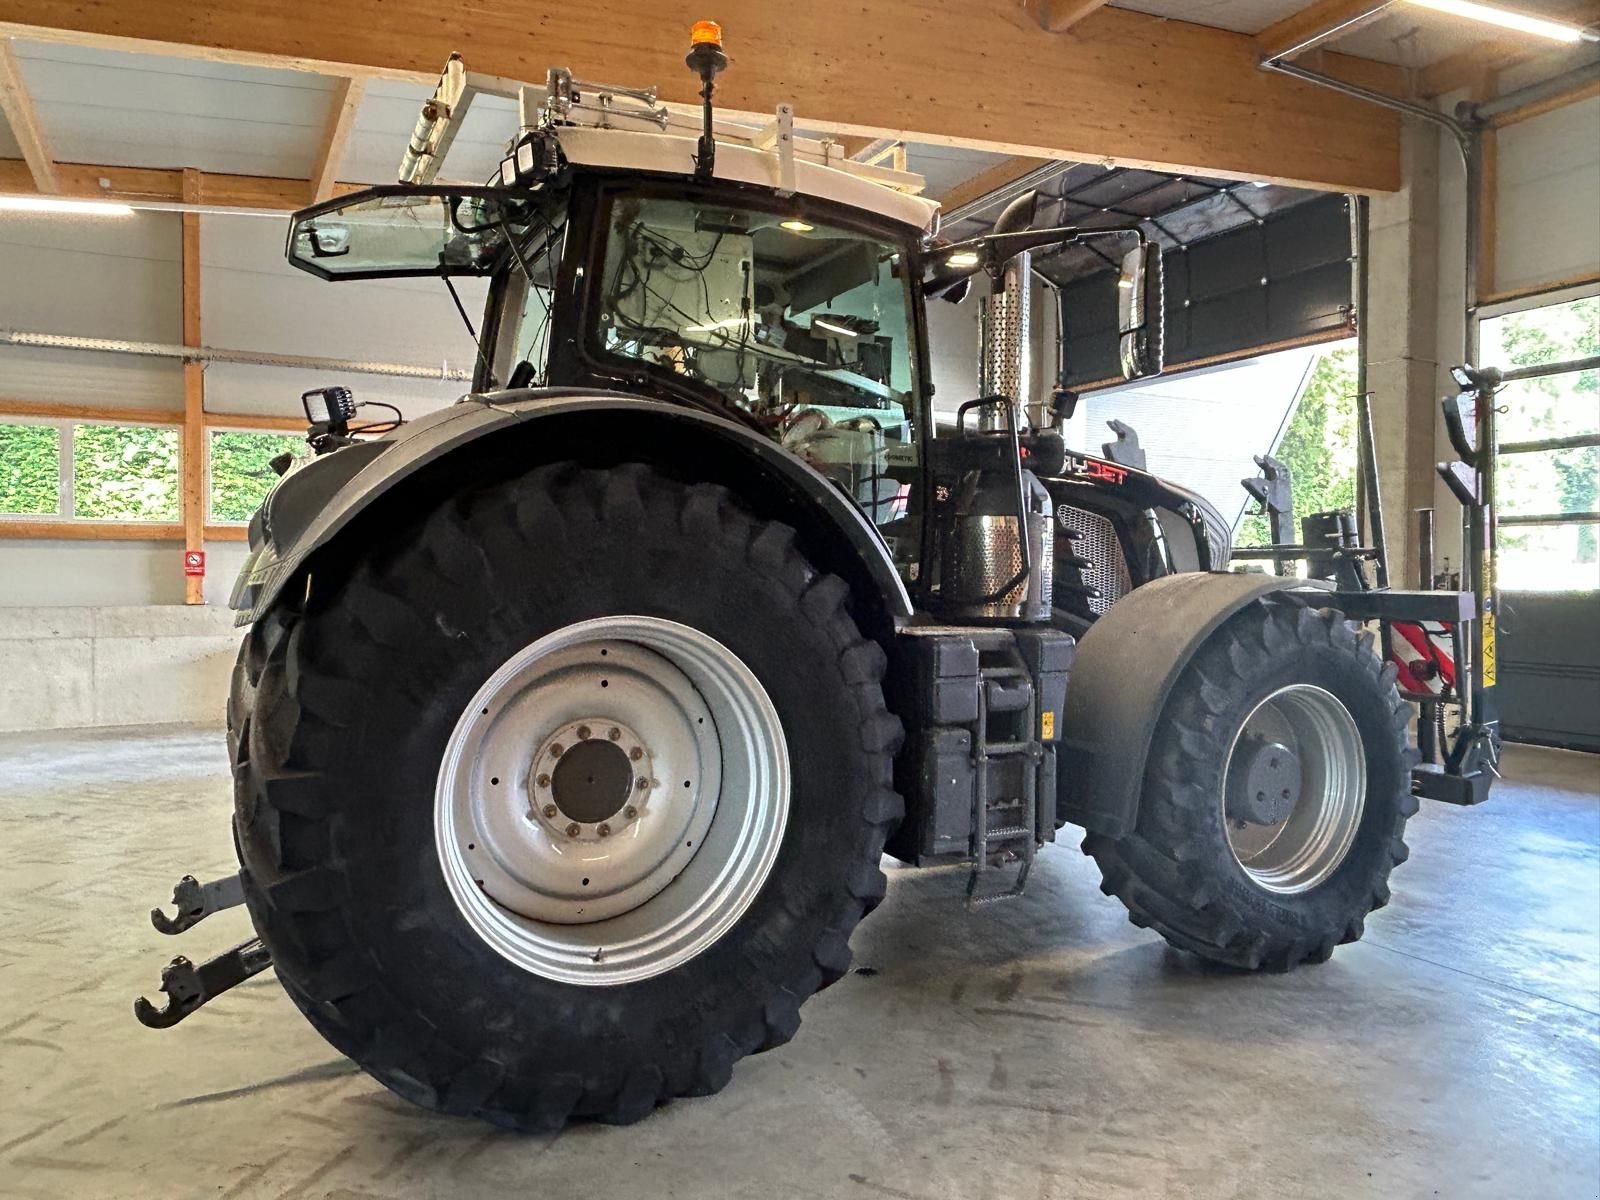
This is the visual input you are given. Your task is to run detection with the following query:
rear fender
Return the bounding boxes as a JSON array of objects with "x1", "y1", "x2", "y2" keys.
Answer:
[
  {"x1": 231, "y1": 389, "x2": 913, "y2": 638},
  {"x1": 1058, "y1": 571, "x2": 1333, "y2": 837}
]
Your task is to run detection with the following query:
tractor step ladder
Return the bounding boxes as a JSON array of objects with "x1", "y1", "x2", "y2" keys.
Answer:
[{"x1": 966, "y1": 653, "x2": 1044, "y2": 905}]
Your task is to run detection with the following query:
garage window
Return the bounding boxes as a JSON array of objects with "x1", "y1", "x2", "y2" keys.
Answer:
[
  {"x1": 1480, "y1": 294, "x2": 1599, "y2": 592},
  {"x1": 72, "y1": 423, "x2": 182, "y2": 521},
  {"x1": 209, "y1": 429, "x2": 304, "y2": 523},
  {"x1": 0, "y1": 418, "x2": 183, "y2": 523},
  {"x1": 0, "y1": 422, "x2": 62, "y2": 516}
]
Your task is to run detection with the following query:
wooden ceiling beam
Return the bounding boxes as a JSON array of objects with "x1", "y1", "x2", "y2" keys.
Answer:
[
  {"x1": 309, "y1": 76, "x2": 366, "y2": 203},
  {"x1": 1024, "y1": 0, "x2": 1111, "y2": 34},
  {"x1": 1256, "y1": 0, "x2": 1398, "y2": 61},
  {"x1": 0, "y1": 5, "x2": 1403, "y2": 192},
  {"x1": 0, "y1": 158, "x2": 364, "y2": 210},
  {"x1": 0, "y1": 37, "x2": 58, "y2": 192}
]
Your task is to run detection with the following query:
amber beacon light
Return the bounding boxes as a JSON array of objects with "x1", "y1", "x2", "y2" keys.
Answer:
[
  {"x1": 689, "y1": 19, "x2": 723, "y2": 47},
  {"x1": 685, "y1": 20, "x2": 729, "y2": 181}
]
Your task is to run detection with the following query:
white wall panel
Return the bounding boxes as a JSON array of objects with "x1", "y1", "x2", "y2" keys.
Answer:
[
  {"x1": 0, "y1": 210, "x2": 183, "y2": 404},
  {"x1": 203, "y1": 362, "x2": 467, "y2": 421},
  {"x1": 0, "y1": 536, "x2": 253, "y2": 608},
  {"x1": 0, "y1": 211, "x2": 181, "y2": 340},
  {"x1": 200, "y1": 213, "x2": 486, "y2": 361},
  {"x1": 199, "y1": 213, "x2": 486, "y2": 418},
  {"x1": 14, "y1": 40, "x2": 331, "y2": 179},
  {"x1": 0, "y1": 541, "x2": 184, "y2": 606},
  {"x1": 0, "y1": 348, "x2": 182, "y2": 409},
  {"x1": 1494, "y1": 98, "x2": 1600, "y2": 294}
]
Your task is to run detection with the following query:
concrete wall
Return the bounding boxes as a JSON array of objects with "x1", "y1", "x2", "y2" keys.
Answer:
[{"x1": 0, "y1": 605, "x2": 238, "y2": 732}]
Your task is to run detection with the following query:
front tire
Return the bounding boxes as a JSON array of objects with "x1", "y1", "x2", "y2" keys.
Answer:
[
  {"x1": 229, "y1": 463, "x2": 903, "y2": 1127},
  {"x1": 1085, "y1": 598, "x2": 1418, "y2": 971}
]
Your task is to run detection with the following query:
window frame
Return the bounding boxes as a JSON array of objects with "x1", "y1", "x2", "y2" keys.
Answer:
[
  {"x1": 1475, "y1": 283, "x2": 1600, "y2": 590},
  {"x1": 205, "y1": 425, "x2": 306, "y2": 526},
  {"x1": 0, "y1": 413, "x2": 185, "y2": 525}
]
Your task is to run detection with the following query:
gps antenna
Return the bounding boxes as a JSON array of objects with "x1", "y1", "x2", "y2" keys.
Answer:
[{"x1": 685, "y1": 21, "x2": 728, "y2": 182}]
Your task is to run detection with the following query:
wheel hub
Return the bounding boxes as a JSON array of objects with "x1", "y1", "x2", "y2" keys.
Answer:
[
  {"x1": 531, "y1": 718, "x2": 650, "y2": 835},
  {"x1": 1220, "y1": 683, "x2": 1366, "y2": 895},
  {"x1": 1226, "y1": 735, "x2": 1301, "y2": 825}
]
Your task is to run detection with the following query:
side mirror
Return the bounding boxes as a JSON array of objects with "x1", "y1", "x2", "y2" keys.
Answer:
[{"x1": 1118, "y1": 243, "x2": 1164, "y2": 380}]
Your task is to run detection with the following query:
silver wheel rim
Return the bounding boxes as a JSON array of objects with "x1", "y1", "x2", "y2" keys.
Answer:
[
  {"x1": 1220, "y1": 684, "x2": 1366, "y2": 895},
  {"x1": 436, "y1": 616, "x2": 790, "y2": 986}
]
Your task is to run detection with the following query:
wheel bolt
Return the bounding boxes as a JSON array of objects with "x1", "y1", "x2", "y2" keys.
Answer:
[
  {"x1": 543, "y1": 804, "x2": 558, "y2": 818},
  {"x1": 577, "y1": 725, "x2": 591, "y2": 740},
  {"x1": 636, "y1": 777, "x2": 650, "y2": 792},
  {"x1": 551, "y1": 743, "x2": 564, "y2": 758},
  {"x1": 624, "y1": 806, "x2": 637, "y2": 820},
  {"x1": 536, "y1": 773, "x2": 550, "y2": 788},
  {"x1": 598, "y1": 823, "x2": 611, "y2": 837},
  {"x1": 608, "y1": 727, "x2": 621, "y2": 741},
  {"x1": 629, "y1": 747, "x2": 643, "y2": 761},
  {"x1": 565, "y1": 822, "x2": 581, "y2": 837}
]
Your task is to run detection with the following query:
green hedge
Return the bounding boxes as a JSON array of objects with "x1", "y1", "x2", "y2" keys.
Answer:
[
  {"x1": 210, "y1": 431, "x2": 303, "y2": 522},
  {"x1": 0, "y1": 423, "x2": 62, "y2": 516}
]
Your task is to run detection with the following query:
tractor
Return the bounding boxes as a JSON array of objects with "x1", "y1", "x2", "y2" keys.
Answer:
[{"x1": 135, "y1": 23, "x2": 1501, "y2": 1129}]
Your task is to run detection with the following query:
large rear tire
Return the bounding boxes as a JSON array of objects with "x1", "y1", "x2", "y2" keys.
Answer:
[
  {"x1": 1085, "y1": 598, "x2": 1418, "y2": 971},
  {"x1": 228, "y1": 462, "x2": 903, "y2": 1128}
]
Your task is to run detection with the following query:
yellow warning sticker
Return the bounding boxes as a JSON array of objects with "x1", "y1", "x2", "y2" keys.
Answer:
[
  {"x1": 1481, "y1": 548, "x2": 1497, "y2": 688},
  {"x1": 1041, "y1": 710, "x2": 1056, "y2": 740}
]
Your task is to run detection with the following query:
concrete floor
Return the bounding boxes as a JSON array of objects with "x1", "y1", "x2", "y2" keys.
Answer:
[{"x1": 0, "y1": 728, "x2": 1595, "y2": 1200}]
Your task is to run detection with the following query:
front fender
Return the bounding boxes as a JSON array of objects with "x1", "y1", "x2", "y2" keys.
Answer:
[
  {"x1": 1057, "y1": 571, "x2": 1334, "y2": 837},
  {"x1": 230, "y1": 389, "x2": 913, "y2": 630}
]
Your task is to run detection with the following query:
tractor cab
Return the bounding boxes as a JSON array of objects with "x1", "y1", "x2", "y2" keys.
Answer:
[{"x1": 280, "y1": 57, "x2": 1166, "y2": 607}]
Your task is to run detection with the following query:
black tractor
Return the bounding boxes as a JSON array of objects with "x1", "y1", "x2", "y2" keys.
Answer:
[{"x1": 137, "y1": 27, "x2": 1498, "y2": 1130}]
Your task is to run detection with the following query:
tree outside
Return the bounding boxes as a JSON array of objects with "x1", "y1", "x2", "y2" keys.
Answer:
[{"x1": 1235, "y1": 345, "x2": 1359, "y2": 549}]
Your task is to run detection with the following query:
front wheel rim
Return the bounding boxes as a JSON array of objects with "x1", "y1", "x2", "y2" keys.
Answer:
[
  {"x1": 436, "y1": 616, "x2": 790, "y2": 986},
  {"x1": 1220, "y1": 683, "x2": 1366, "y2": 895}
]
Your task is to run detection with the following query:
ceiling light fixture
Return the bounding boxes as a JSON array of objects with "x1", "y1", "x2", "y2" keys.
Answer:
[
  {"x1": 779, "y1": 218, "x2": 814, "y2": 232},
  {"x1": 0, "y1": 196, "x2": 136, "y2": 217},
  {"x1": 945, "y1": 250, "x2": 980, "y2": 268},
  {"x1": 1405, "y1": 0, "x2": 1593, "y2": 43}
]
